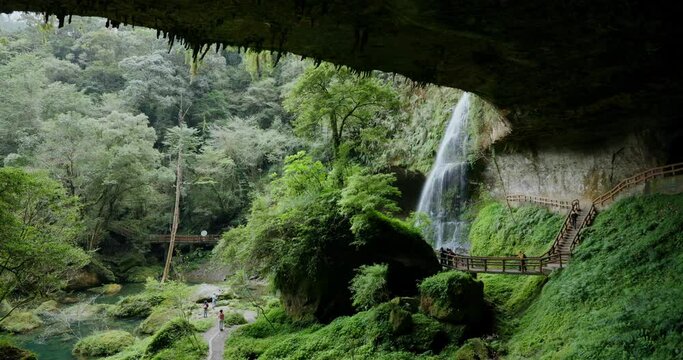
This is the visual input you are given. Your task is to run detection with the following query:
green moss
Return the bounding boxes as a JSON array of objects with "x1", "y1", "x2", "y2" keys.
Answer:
[
  {"x1": 453, "y1": 338, "x2": 490, "y2": 360},
  {"x1": 418, "y1": 271, "x2": 489, "y2": 333},
  {"x1": 72, "y1": 330, "x2": 135, "y2": 357},
  {"x1": 504, "y1": 194, "x2": 683, "y2": 359},
  {"x1": 0, "y1": 311, "x2": 43, "y2": 333},
  {"x1": 469, "y1": 202, "x2": 563, "y2": 257},
  {"x1": 137, "y1": 307, "x2": 177, "y2": 334},
  {"x1": 225, "y1": 303, "x2": 462, "y2": 359},
  {"x1": 108, "y1": 294, "x2": 164, "y2": 318},
  {"x1": 149, "y1": 336, "x2": 207, "y2": 360},
  {"x1": 350, "y1": 264, "x2": 390, "y2": 310},
  {"x1": 34, "y1": 300, "x2": 59, "y2": 314},
  {"x1": 145, "y1": 318, "x2": 196, "y2": 355},
  {"x1": 224, "y1": 311, "x2": 248, "y2": 326}
]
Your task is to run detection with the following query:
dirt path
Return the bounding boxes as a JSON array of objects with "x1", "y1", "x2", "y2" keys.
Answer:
[{"x1": 201, "y1": 307, "x2": 257, "y2": 360}]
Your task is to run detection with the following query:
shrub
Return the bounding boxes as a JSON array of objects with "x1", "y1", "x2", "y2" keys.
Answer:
[
  {"x1": 349, "y1": 264, "x2": 390, "y2": 310},
  {"x1": 72, "y1": 330, "x2": 135, "y2": 357},
  {"x1": 224, "y1": 311, "x2": 248, "y2": 326},
  {"x1": 454, "y1": 338, "x2": 490, "y2": 360},
  {"x1": 137, "y1": 307, "x2": 176, "y2": 334}
]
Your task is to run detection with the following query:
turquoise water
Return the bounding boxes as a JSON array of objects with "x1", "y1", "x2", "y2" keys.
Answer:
[{"x1": 17, "y1": 284, "x2": 146, "y2": 360}]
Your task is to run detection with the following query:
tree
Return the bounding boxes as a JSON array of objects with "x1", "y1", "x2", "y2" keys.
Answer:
[
  {"x1": 161, "y1": 120, "x2": 201, "y2": 282},
  {"x1": 283, "y1": 63, "x2": 400, "y2": 157},
  {"x1": 30, "y1": 112, "x2": 164, "y2": 250},
  {"x1": 0, "y1": 168, "x2": 89, "y2": 322}
]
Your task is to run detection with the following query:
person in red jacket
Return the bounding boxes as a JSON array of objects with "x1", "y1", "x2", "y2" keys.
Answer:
[{"x1": 218, "y1": 309, "x2": 225, "y2": 331}]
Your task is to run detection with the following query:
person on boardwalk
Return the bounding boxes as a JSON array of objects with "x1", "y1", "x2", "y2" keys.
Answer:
[
  {"x1": 203, "y1": 300, "x2": 209, "y2": 318},
  {"x1": 439, "y1": 247, "x2": 446, "y2": 265},
  {"x1": 218, "y1": 309, "x2": 225, "y2": 331},
  {"x1": 518, "y1": 251, "x2": 527, "y2": 272}
]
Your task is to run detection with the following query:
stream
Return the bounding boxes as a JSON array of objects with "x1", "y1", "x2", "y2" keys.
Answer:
[{"x1": 15, "y1": 284, "x2": 146, "y2": 360}]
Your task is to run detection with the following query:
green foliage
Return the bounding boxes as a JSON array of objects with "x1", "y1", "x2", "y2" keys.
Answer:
[
  {"x1": 469, "y1": 202, "x2": 563, "y2": 257},
  {"x1": 224, "y1": 311, "x2": 248, "y2": 326},
  {"x1": 225, "y1": 303, "x2": 462, "y2": 360},
  {"x1": 125, "y1": 266, "x2": 163, "y2": 283},
  {"x1": 72, "y1": 330, "x2": 135, "y2": 357},
  {"x1": 283, "y1": 63, "x2": 400, "y2": 159},
  {"x1": 350, "y1": 264, "x2": 390, "y2": 310},
  {"x1": 0, "y1": 168, "x2": 88, "y2": 320},
  {"x1": 339, "y1": 172, "x2": 401, "y2": 235},
  {"x1": 137, "y1": 307, "x2": 175, "y2": 335},
  {"x1": 504, "y1": 194, "x2": 683, "y2": 359}
]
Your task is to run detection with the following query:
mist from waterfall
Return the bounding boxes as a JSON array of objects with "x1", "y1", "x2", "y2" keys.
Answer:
[{"x1": 417, "y1": 93, "x2": 471, "y2": 252}]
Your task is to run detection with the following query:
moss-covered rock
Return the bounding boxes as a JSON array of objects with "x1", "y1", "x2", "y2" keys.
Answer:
[
  {"x1": 109, "y1": 294, "x2": 164, "y2": 318},
  {"x1": 34, "y1": 300, "x2": 59, "y2": 314},
  {"x1": 68, "y1": 258, "x2": 117, "y2": 290},
  {"x1": 145, "y1": 318, "x2": 195, "y2": 355},
  {"x1": 419, "y1": 271, "x2": 491, "y2": 334},
  {"x1": 454, "y1": 338, "x2": 490, "y2": 360},
  {"x1": 137, "y1": 307, "x2": 176, "y2": 335},
  {"x1": 0, "y1": 311, "x2": 43, "y2": 333},
  {"x1": 0, "y1": 339, "x2": 37, "y2": 360},
  {"x1": 280, "y1": 211, "x2": 440, "y2": 322},
  {"x1": 72, "y1": 330, "x2": 135, "y2": 358},
  {"x1": 388, "y1": 302, "x2": 413, "y2": 335}
]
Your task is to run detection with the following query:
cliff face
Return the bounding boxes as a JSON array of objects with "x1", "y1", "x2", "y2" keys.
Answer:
[
  {"x1": 480, "y1": 132, "x2": 669, "y2": 202},
  {"x1": 1, "y1": 0, "x2": 681, "y2": 143}
]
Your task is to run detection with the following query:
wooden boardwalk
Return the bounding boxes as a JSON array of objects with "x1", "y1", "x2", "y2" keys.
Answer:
[
  {"x1": 441, "y1": 162, "x2": 683, "y2": 275},
  {"x1": 108, "y1": 223, "x2": 221, "y2": 244}
]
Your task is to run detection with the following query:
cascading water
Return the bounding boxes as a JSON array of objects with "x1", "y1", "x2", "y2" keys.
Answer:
[{"x1": 417, "y1": 93, "x2": 471, "y2": 252}]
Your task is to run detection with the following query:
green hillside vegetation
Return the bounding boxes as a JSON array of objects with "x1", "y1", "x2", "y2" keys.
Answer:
[{"x1": 502, "y1": 194, "x2": 683, "y2": 359}]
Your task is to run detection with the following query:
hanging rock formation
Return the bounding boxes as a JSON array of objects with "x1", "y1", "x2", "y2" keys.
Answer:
[{"x1": 1, "y1": 0, "x2": 681, "y2": 143}]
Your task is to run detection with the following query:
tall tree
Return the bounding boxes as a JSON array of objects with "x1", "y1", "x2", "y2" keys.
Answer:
[{"x1": 161, "y1": 114, "x2": 200, "y2": 282}]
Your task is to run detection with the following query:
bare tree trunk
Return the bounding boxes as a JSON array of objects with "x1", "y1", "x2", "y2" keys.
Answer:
[{"x1": 162, "y1": 110, "x2": 185, "y2": 283}]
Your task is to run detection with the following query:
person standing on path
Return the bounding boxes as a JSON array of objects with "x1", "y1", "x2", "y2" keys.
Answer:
[
  {"x1": 218, "y1": 309, "x2": 225, "y2": 331},
  {"x1": 203, "y1": 301, "x2": 209, "y2": 318},
  {"x1": 211, "y1": 293, "x2": 218, "y2": 308},
  {"x1": 570, "y1": 209, "x2": 579, "y2": 228}
]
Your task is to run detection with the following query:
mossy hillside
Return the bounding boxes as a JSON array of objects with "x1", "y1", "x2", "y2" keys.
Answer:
[
  {"x1": 224, "y1": 304, "x2": 465, "y2": 360},
  {"x1": 72, "y1": 330, "x2": 135, "y2": 358},
  {"x1": 467, "y1": 202, "x2": 561, "y2": 322},
  {"x1": 504, "y1": 194, "x2": 683, "y2": 359},
  {"x1": 469, "y1": 202, "x2": 563, "y2": 257}
]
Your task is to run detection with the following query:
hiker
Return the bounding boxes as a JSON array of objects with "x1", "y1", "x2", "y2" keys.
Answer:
[
  {"x1": 211, "y1": 292, "x2": 218, "y2": 308},
  {"x1": 203, "y1": 300, "x2": 209, "y2": 318},
  {"x1": 439, "y1": 247, "x2": 446, "y2": 265},
  {"x1": 570, "y1": 209, "x2": 579, "y2": 228},
  {"x1": 218, "y1": 309, "x2": 225, "y2": 331},
  {"x1": 518, "y1": 251, "x2": 527, "y2": 272}
]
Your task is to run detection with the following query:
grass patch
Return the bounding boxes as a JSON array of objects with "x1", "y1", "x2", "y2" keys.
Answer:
[{"x1": 0, "y1": 310, "x2": 43, "y2": 333}]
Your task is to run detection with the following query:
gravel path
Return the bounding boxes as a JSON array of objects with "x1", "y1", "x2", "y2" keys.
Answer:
[{"x1": 201, "y1": 307, "x2": 258, "y2": 360}]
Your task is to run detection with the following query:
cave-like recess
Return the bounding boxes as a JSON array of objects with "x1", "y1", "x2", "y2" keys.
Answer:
[{"x1": 2, "y1": 0, "x2": 682, "y2": 142}]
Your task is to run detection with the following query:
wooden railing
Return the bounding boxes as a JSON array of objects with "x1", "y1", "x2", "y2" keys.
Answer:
[
  {"x1": 593, "y1": 162, "x2": 683, "y2": 207},
  {"x1": 108, "y1": 223, "x2": 221, "y2": 244},
  {"x1": 148, "y1": 234, "x2": 221, "y2": 244},
  {"x1": 506, "y1": 194, "x2": 573, "y2": 209},
  {"x1": 569, "y1": 204, "x2": 597, "y2": 252},
  {"x1": 438, "y1": 251, "x2": 571, "y2": 275}
]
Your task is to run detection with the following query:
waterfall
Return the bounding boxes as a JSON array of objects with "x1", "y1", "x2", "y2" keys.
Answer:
[{"x1": 417, "y1": 93, "x2": 471, "y2": 252}]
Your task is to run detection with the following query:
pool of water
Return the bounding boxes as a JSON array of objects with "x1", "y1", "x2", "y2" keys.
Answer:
[{"x1": 16, "y1": 284, "x2": 146, "y2": 360}]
